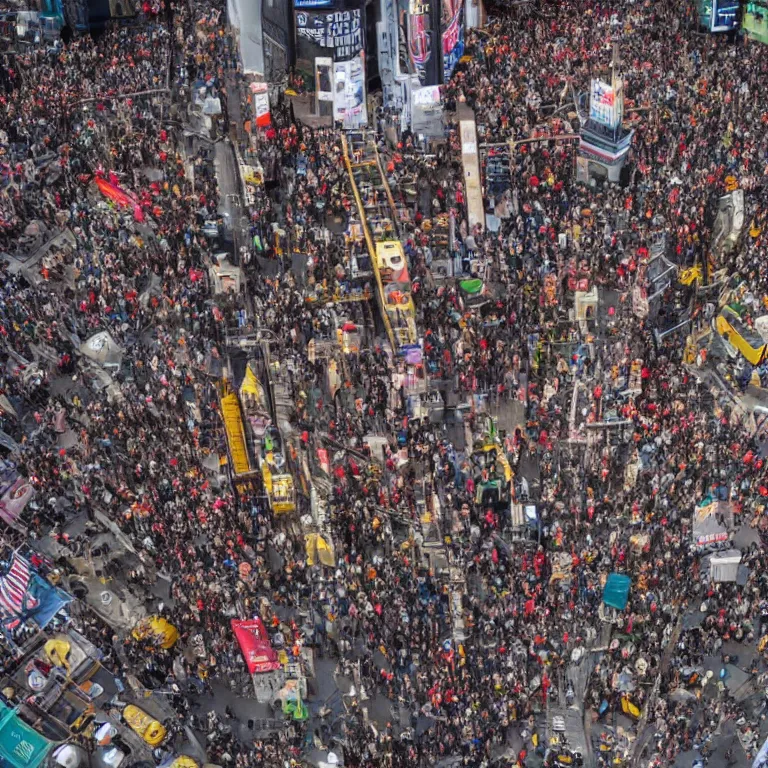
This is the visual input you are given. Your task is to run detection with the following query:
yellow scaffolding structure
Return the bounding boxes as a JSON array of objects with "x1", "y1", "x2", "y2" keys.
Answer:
[
  {"x1": 219, "y1": 382, "x2": 251, "y2": 476},
  {"x1": 342, "y1": 133, "x2": 397, "y2": 352},
  {"x1": 373, "y1": 145, "x2": 400, "y2": 232}
]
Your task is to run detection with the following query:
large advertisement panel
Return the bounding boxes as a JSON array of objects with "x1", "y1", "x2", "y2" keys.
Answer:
[
  {"x1": 333, "y1": 53, "x2": 368, "y2": 128},
  {"x1": 711, "y1": 0, "x2": 739, "y2": 30},
  {"x1": 409, "y1": 0, "x2": 442, "y2": 86},
  {"x1": 295, "y1": 8, "x2": 364, "y2": 61},
  {"x1": 589, "y1": 79, "x2": 623, "y2": 129},
  {"x1": 442, "y1": 0, "x2": 464, "y2": 82}
]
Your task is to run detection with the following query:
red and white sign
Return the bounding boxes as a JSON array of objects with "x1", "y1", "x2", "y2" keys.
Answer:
[{"x1": 250, "y1": 82, "x2": 271, "y2": 128}]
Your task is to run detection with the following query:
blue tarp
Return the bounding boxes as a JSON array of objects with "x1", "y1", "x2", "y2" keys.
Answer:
[
  {"x1": 603, "y1": 573, "x2": 631, "y2": 611},
  {"x1": 26, "y1": 574, "x2": 71, "y2": 629}
]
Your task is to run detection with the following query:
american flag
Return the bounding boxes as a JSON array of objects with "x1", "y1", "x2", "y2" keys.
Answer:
[{"x1": 0, "y1": 553, "x2": 38, "y2": 625}]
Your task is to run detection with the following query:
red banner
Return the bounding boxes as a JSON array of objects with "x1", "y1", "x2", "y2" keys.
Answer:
[{"x1": 231, "y1": 618, "x2": 281, "y2": 674}]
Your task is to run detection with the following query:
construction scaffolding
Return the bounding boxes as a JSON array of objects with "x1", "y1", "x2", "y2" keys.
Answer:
[
  {"x1": 218, "y1": 380, "x2": 252, "y2": 477},
  {"x1": 341, "y1": 131, "x2": 418, "y2": 353}
]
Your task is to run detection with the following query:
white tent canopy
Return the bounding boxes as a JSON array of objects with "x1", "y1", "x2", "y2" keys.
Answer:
[
  {"x1": 707, "y1": 549, "x2": 742, "y2": 583},
  {"x1": 80, "y1": 332, "x2": 123, "y2": 370}
]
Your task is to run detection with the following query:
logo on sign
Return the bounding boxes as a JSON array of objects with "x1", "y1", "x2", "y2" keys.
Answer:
[{"x1": 13, "y1": 740, "x2": 35, "y2": 763}]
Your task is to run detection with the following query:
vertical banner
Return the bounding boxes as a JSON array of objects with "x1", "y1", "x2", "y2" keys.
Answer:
[
  {"x1": 441, "y1": 0, "x2": 464, "y2": 82},
  {"x1": 409, "y1": 0, "x2": 441, "y2": 86},
  {"x1": 333, "y1": 52, "x2": 368, "y2": 128},
  {"x1": 379, "y1": 0, "x2": 402, "y2": 109},
  {"x1": 398, "y1": 0, "x2": 410, "y2": 78},
  {"x1": 250, "y1": 82, "x2": 272, "y2": 127}
]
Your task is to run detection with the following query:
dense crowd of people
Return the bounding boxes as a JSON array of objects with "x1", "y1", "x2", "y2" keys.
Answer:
[{"x1": 3, "y1": 0, "x2": 768, "y2": 766}]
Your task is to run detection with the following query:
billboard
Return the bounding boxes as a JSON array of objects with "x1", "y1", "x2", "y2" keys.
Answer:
[
  {"x1": 442, "y1": 0, "x2": 464, "y2": 82},
  {"x1": 333, "y1": 53, "x2": 368, "y2": 128},
  {"x1": 711, "y1": 0, "x2": 739, "y2": 30},
  {"x1": 250, "y1": 82, "x2": 271, "y2": 127},
  {"x1": 409, "y1": 0, "x2": 442, "y2": 86},
  {"x1": 295, "y1": 8, "x2": 364, "y2": 61},
  {"x1": 589, "y1": 78, "x2": 623, "y2": 129}
]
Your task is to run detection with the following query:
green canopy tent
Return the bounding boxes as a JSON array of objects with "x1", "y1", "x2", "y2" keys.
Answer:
[
  {"x1": 0, "y1": 702, "x2": 53, "y2": 768},
  {"x1": 459, "y1": 278, "x2": 484, "y2": 295}
]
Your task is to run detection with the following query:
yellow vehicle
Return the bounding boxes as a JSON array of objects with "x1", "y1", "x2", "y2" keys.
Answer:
[
  {"x1": 242, "y1": 165, "x2": 263, "y2": 186},
  {"x1": 262, "y1": 461, "x2": 296, "y2": 514},
  {"x1": 122, "y1": 704, "x2": 166, "y2": 746},
  {"x1": 620, "y1": 695, "x2": 641, "y2": 720},
  {"x1": 132, "y1": 616, "x2": 179, "y2": 650},
  {"x1": 305, "y1": 532, "x2": 335, "y2": 567},
  {"x1": 715, "y1": 306, "x2": 768, "y2": 366},
  {"x1": 169, "y1": 758, "x2": 199, "y2": 768}
]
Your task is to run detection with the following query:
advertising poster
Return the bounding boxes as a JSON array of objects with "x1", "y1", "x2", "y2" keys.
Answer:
[
  {"x1": 413, "y1": 84, "x2": 441, "y2": 106},
  {"x1": 26, "y1": 574, "x2": 72, "y2": 629},
  {"x1": 441, "y1": 0, "x2": 464, "y2": 82},
  {"x1": 333, "y1": 53, "x2": 368, "y2": 128},
  {"x1": 409, "y1": 0, "x2": 442, "y2": 86}
]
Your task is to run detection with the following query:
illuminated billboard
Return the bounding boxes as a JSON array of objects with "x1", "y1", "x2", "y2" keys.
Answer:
[
  {"x1": 699, "y1": 0, "x2": 740, "y2": 31},
  {"x1": 589, "y1": 79, "x2": 623, "y2": 130}
]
